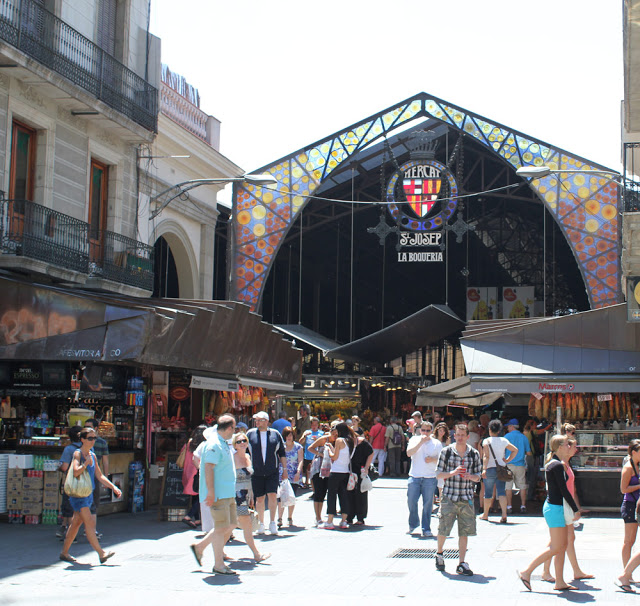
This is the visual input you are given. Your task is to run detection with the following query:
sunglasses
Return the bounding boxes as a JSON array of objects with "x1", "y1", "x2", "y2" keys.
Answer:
[
  {"x1": 235, "y1": 439, "x2": 248, "y2": 444},
  {"x1": 421, "y1": 429, "x2": 432, "y2": 433},
  {"x1": 84, "y1": 436, "x2": 97, "y2": 441}
]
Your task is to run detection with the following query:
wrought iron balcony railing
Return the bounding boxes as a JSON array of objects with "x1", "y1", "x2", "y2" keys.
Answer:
[
  {"x1": 0, "y1": 0, "x2": 158, "y2": 132},
  {"x1": 0, "y1": 197, "x2": 154, "y2": 291}
]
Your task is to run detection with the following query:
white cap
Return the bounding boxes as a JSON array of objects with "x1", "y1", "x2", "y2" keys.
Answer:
[{"x1": 253, "y1": 411, "x2": 269, "y2": 420}]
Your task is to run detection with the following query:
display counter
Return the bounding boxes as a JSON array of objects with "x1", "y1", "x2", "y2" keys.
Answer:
[{"x1": 546, "y1": 430, "x2": 640, "y2": 511}]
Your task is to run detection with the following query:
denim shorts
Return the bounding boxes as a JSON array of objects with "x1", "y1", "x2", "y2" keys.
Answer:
[
  {"x1": 543, "y1": 501, "x2": 565, "y2": 528},
  {"x1": 483, "y1": 467, "x2": 506, "y2": 498}
]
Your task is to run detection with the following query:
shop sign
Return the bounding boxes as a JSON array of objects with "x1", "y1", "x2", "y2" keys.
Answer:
[
  {"x1": 597, "y1": 393, "x2": 613, "y2": 401},
  {"x1": 397, "y1": 231, "x2": 444, "y2": 263},
  {"x1": 190, "y1": 375, "x2": 239, "y2": 392},
  {"x1": 11, "y1": 364, "x2": 41, "y2": 386},
  {"x1": 538, "y1": 382, "x2": 575, "y2": 392}
]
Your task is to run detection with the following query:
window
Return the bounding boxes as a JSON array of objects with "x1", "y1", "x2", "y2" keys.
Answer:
[
  {"x1": 9, "y1": 121, "x2": 36, "y2": 201},
  {"x1": 88, "y1": 159, "x2": 108, "y2": 260}
]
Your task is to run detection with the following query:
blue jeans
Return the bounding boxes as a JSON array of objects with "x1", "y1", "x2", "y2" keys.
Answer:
[
  {"x1": 407, "y1": 476, "x2": 438, "y2": 532},
  {"x1": 483, "y1": 466, "x2": 506, "y2": 498}
]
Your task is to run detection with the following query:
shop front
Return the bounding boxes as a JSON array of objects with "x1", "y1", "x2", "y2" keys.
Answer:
[
  {"x1": 461, "y1": 305, "x2": 640, "y2": 510},
  {"x1": 0, "y1": 276, "x2": 302, "y2": 522}
]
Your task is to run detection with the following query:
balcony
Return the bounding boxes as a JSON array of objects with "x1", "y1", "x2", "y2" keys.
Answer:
[
  {"x1": 0, "y1": 197, "x2": 154, "y2": 291},
  {"x1": 161, "y1": 82, "x2": 208, "y2": 141},
  {"x1": 0, "y1": 0, "x2": 157, "y2": 132}
]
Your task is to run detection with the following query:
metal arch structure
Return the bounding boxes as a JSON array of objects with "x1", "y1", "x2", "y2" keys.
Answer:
[{"x1": 230, "y1": 92, "x2": 620, "y2": 312}]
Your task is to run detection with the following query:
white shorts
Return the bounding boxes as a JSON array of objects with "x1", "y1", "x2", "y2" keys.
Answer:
[{"x1": 506, "y1": 464, "x2": 527, "y2": 490}]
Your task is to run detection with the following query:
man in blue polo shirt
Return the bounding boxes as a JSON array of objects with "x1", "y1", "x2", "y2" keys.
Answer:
[
  {"x1": 189, "y1": 414, "x2": 237, "y2": 575},
  {"x1": 504, "y1": 418, "x2": 531, "y2": 514}
]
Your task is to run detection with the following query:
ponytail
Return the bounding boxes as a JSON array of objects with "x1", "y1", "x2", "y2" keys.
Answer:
[{"x1": 545, "y1": 434, "x2": 567, "y2": 465}]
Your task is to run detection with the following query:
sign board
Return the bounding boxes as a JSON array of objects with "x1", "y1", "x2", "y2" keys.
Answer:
[
  {"x1": 466, "y1": 287, "x2": 497, "y2": 321},
  {"x1": 190, "y1": 375, "x2": 239, "y2": 392},
  {"x1": 160, "y1": 452, "x2": 191, "y2": 508},
  {"x1": 502, "y1": 287, "x2": 534, "y2": 319},
  {"x1": 597, "y1": 394, "x2": 613, "y2": 402}
]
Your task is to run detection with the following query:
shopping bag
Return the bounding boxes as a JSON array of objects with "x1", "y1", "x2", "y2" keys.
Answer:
[
  {"x1": 320, "y1": 445, "x2": 332, "y2": 478},
  {"x1": 360, "y1": 468, "x2": 373, "y2": 492},
  {"x1": 277, "y1": 479, "x2": 296, "y2": 507},
  {"x1": 63, "y1": 453, "x2": 93, "y2": 498}
]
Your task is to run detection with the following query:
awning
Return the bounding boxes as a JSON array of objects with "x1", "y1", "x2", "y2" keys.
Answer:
[
  {"x1": 274, "y1": 324, "x2": 341, "y2": 354},
  {"x1": 0, "y1": 276, "x2": 302, "y2": 385},
  {"x1": 326, "y1": 304, "x2": 465, "y2": 365},
  {"x1": 461, "y1": 304, "x2": 640, "y2": 393},
  {"x1": 415, "y1": 375, "x2": 504, "y2": 408}
]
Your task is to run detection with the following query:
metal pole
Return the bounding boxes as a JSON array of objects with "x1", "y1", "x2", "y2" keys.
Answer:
[
  {"x1": 298, "y1": 207, "x2": 303, "y2": 324},
  {"x1": 543, "y1": 199, "x2": 546, "y2": 316},
  {"x1": 350, "y1": 166, "x2": 355, "y2": 342}
]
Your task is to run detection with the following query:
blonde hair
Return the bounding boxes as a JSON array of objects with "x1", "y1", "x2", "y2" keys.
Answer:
[
  {"x1": 468, "y1": 420, "x2": 479, "y2": 432},
  {"x1": 231, "y1": 432, "x2": 247, "y2": 446},
  {"x1": 545, "y1": 434, "x2": 568, "y2": 464},
  {"x1": 561, "y1": 423, "x2": 576, "y2": 435}
]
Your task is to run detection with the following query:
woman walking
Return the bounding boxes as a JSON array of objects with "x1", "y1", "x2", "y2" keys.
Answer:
[
  {"x1": 616, "y1": 439, "x2": 640, "y2": 592},
  {"x1": 59, "y1": 427, "x2": 122, "y2": 564},
  {"x1": 517, "y1": 434, "x2": 580, "y2": 592},
  {"x1": 347, "y1": 431, "x2": 374, "y2": 525},
  {"x1": 231, "y1": 432, "x2": 270, "y2": 563},
  {"x1": 434, "y1": 422, "x2": 450, "y2": 507},
  {"x1": 320, "y1": 422, "x2": 355, "y2": 530},
  {"x1": 541, "y1": 437, "x2": 592, "y2": 583},
  {"x1": 277, "y1": 426, "x2": 303, "y2": 527},
  {"x1": 308, "y1": 424, "x2": 337, "y2": 526},
  {"x1": 480, "y1": 419, "x2": 518, "y2": 523}
]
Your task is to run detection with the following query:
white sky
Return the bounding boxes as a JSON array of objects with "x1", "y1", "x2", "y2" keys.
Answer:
[{"x1": 150, "y1": 0, "x2": 623, "y2": 177}]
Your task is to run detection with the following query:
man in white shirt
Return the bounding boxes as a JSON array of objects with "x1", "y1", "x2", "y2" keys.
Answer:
[{"x1": 406, "y1": 421, "x2": 442, "y2": 537}]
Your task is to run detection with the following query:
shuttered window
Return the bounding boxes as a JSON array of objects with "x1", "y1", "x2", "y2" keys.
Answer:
[{"x1": 97, "y1": 0, "x2": 117, "y2": 56}]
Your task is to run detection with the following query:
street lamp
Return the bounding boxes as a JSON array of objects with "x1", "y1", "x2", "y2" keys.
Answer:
[
  {"x1": 516, "y1": 166, "x2": 620, "y2": 179},
  {"x1": 149, "y1": 173, "x2": 277, "y2": 220}
]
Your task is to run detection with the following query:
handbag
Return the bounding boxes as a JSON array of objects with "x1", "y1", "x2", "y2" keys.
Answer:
[
  {"x1": 64, "y1": 451, "x2": 93, "y2": 498},
  {"x1": 487, "y1": 440, "x2": 514, "y2": 482},
  {"x1": 367, "y1": 464, "x2": 379, "y2": 481},
  {"x1": 630, "y1": 460, "x2": 640, "y2": 524},
  {"x1": 248, "y1": 509, "x2": 259, "y2": 532},
  {"x1": 176, "y1": 445, "x2": 187, "y2": 469},
  {"x1": 346, "y1": 440, "x2": 358, "y2": 491},
  {"x1": 563, "y1": 498, "x2": 575, "y2": 525}
]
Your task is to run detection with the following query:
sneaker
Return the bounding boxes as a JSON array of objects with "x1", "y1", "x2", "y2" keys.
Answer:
[
  {"x1": 95, "y1": 532, "x2": 103, "y2": 540},
  {"x1": 422, "y1": 530, "x2": 433, "y2": 537},
  {"x1": 339, "y1": 520, "x2": 349, "y2": 529},
  {"x1": 435, "y1": 553, "x2": 445, "y2": 571},
  {"x1": 257, "y1": 522, "x2": 265, "y2": 535},
  {"x1": 456, "y1": 562, "x2": 473, "y2": 576},
  {"x1": 56, "y1": 526, "x2": 68, "y2": 539},
  {"x1": 319, "y1": 522, "x2": 335, "y2": 530},
  {"x1": 506, "y1": 506, "x2": 513, "y2": 513},
  {"x1": 268, "y1": 521, "x2": 278, "y2": 535},
  {"x1": 407, "y1": 527, "x2": 418, "y2": 535},
  {"x1": 520, "y1": 506, "x2": 527, "y2": 514}
]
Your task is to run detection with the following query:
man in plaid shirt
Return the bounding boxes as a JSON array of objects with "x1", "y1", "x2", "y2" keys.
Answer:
[{"x1": 435, "y1": 423, "x2": 481, "y2": 576}]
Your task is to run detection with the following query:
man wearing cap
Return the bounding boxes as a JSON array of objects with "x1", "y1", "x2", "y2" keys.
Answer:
[
  {"x1": 410, "y1": 411, "x2": 424, "y2": 435},
  {"x1": 504, "y1": 418, "x2": 531, "y2": 514},
  {"x1": 247, "y1": 411, "x2": 288, "y2": 535}
]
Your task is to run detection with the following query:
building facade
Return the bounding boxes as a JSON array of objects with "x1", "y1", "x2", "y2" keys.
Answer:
[{"x1": 0, "y1": 0, "x2": 159, "y2": 296}]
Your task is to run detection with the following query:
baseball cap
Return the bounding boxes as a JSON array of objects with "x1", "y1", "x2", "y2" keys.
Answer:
[
  {"x1": 236, "y1": 421, "x2": 248, "y2": 430},
  {"x1": 253, "y1": 411, "x2": 269, "y2": 420},
  {"x1": 507, "y1": 418, "x2": 519, "y2": 427},
  {"x1": 411, "y1": 411, "x2": 422, "y2": 418}
]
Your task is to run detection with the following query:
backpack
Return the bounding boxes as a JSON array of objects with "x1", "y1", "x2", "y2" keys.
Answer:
[{"x1": 392, "y1": 424, "x2": 403, "y2": 446}]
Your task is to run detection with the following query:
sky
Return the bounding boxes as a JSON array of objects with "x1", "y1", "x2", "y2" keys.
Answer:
[{"x1": 150, "y1": 0, "x2": 624, "y2": 178}]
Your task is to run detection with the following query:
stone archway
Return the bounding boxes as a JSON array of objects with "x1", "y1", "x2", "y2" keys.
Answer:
[
  {"x1": 230, "y1": 93, "x2": 620, "y2": 313},
  {"x1": 152, "y1": 220, "x2": 198, "y2": 298}
]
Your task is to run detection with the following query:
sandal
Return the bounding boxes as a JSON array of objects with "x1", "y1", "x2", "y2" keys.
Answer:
[
  {"x1": 59, "y1": 553, "x2": 76, "y2": 563},
  {"x1": 99, "y1": 551, "x2": 115, "y2": 564},
  {"x1": 616, "y1": 581, "x2": 636, "y2": 593},
  {"x1": 287, "y1": 518, "x2": 293, "y2": 526},
  {"x1": 500, "y1": 517, "x2": 508, "y2": 524},
  {"x1": 277, "y1": 518, "x2": 283, "y2": 529},
  {"x1": 190, "y1": 544, "x2": 203, "y2": 567},
  {"x1": 517, "y1": 571, "x2": 531, "y2": 591},
  {"x1": 255, "y1": 552, "x2": 271, "y2": 563},
  {"x1": 213, "y1": 566, "x2": 238, "y2": 576}
]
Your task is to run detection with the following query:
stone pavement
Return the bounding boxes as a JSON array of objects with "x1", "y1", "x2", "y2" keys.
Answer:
[{"x1": 0, "y1": 477, "x2": 637, "y2": 605}]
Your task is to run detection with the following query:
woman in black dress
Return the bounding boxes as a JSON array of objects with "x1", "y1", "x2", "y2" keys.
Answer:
[{"x1": 347, "y1": 430, "x2": 374, "y2": 525}]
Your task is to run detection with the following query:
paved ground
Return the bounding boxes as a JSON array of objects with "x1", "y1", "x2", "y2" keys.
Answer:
[{"x1": 0, "y1": 477, "x2": 637, "y2": 605}]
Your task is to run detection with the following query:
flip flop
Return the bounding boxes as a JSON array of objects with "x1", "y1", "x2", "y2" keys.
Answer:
[
  {"x1": 213, "y1": 566, "x2": 238, "y2": 576},
  {"x1": 190, "y1": 544, "x2": 203, "y2": 567},
  {"x1": 255, "y1": 552, "x2": 271, "y2": 563},
  {"x1": 99, "y1": 551, "x2": 115, "y2": 564},
  {"x1": 574, "y1": 574, "x2": 595, "y2": 580},
  {"x1": 616, "y1": 581, "x2": 636, "y2": 593},
  {"x1": 554, "y1": 585, "x2": 576, "y2": 591},
  {"x1": 517, "y1": 571, "x2": 531, "y2": 591},
  {"x1": 59, "y1": 553, "x2": 76, "y2": 563}
]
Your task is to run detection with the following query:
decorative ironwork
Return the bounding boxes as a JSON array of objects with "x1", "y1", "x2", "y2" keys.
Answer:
[
  {"x1": 0, "y1": 0, "x2": 157, "y2": 132},
  {"x1": 90, "y1": 230, "x2": 154, "y2": 291},
  {"x1": 0, "y1": 197, "x2": 89, "y2": 273},
  {"x1": 367, "y1": 212, "x2": 398, "y2": 245},
  {"x1": 0, "y1": 197, "x2": 153, "y2": 290}
]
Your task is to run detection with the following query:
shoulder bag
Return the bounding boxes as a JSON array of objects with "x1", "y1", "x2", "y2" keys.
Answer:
[
  {"x1": 487, "y1": 440, "x2": 514, "y2": 482},
  {"x1": 64, "y1": 451, "x2": 93, "y2": 498},
  {"x1": 347, "y1": 439, "x2": 358, "y2": 491},
  {"x1": 631, "y1": 459, "x2": 640, "y2": 524}
]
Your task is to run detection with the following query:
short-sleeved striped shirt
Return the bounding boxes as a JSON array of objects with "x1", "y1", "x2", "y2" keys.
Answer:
[{"x1": 436, "y1": 443, "x2": 481, "y2": 501}]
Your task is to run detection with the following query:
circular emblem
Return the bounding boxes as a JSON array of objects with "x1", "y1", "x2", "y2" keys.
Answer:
[{"x1": 386, "y1": 159, "x2": 458, "y2": 231}]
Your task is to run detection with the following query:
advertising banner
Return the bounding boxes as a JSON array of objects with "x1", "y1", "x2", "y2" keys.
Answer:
[
  {"x1": 466, "y1": 287, "x2": 497, "y2": 321},
  {"x1": 502, "y1": 287, "x2": 534, "y2": 319}
]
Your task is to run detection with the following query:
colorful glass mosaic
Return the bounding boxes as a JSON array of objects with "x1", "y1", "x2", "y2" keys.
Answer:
[{"x1": 232, "y1": 93, "x2": 620, "y2": 311}]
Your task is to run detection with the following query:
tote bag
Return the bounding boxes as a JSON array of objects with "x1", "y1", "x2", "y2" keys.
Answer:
[{"x1": 63, "y1": 451, "x2": 93, "y2": 498}]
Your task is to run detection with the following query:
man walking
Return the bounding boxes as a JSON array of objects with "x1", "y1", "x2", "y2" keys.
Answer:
[
  {"x1": 189, "y1": 414, "x2": 237, "y2": 575},
  {"x1": 406, "y1": 421, "x2": 442, "y2": 537},
  {"x1": 369, "y1": 416, "x2": 387, "y2": 476},
  {"x1": 385, "y1": 416, "x2": 404, "y2": 476},
  {"x1": 504, "y1": 418, "x2": 531, "y2": 514},
  {"x1": 295, "y1": 404, "x2": 311, "y2": 438},
  {"x1": 435, "y1": 424, "x2": 481, "y2": 576},
  {"x1": 247, "y1": 411, "x2": 288, "y2": 535},
  {"x1": 271, "y1": 411, "x2": 292, "y2": 435}
]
